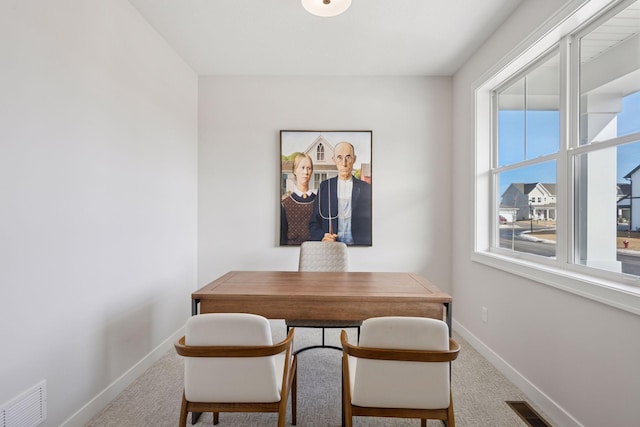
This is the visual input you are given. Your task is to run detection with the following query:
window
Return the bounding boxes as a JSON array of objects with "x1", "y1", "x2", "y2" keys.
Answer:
[
  {"x1": 494, "y1": 50, "x2": 560, "y2": 258},
  {"x1": 317, "y1": 144, "x2": 325, "y2": 161},
  {"x1": 475, "y1": 0, "x2": 640, "y2": 307},
  {"x1": 574, "y1": 2, "x2": 640, "y2": 277},
  {"x1": 314, "y1": 172, "x2": 327, "y2": 191}
]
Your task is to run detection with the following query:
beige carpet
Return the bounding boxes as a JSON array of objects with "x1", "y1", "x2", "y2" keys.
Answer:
[{"x1": 86, "y1": 321, "x2": 547, "y2": 427}]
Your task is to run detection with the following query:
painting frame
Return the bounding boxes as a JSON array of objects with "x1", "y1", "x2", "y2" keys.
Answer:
[{"x1": 280, "y1": 130, "x2": 372, "y2": 246}]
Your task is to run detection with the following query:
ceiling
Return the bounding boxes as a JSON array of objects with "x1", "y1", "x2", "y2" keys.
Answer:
[
  {"x1": 128, "y1": 0, "x2": 525, "y2": 76},
  {"x1": 580, "y1": 0, "x2": 640, "y2": 62}
]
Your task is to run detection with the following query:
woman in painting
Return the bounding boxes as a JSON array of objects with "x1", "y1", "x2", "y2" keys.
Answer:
[{"x1": 281, "y1": 153, "x2": 316, "y2": 245}]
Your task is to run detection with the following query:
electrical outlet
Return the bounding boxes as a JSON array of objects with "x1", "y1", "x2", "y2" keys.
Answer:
[{"x1": 482, "y1": 306, "x2": 488, "y2": 323}]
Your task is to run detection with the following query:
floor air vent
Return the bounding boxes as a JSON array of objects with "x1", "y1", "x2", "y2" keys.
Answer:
[
  {"x1": 1, "y1": 380, "x2": 46, "y2": 427},
  {"x1": 506, "y1": 401, "x2": 552, "y2": 427}
]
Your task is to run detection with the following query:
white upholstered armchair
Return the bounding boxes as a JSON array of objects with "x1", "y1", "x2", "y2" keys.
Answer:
[
  {"x1": 341, "y1": 316, "x2": 460, "y2": 427},
  {"x1": 175, "y1": 313, "x2": 297, "y2": 427}
]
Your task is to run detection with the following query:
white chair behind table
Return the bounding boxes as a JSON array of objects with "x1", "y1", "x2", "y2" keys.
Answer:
[
  {"x1": 298, "y1": 240, "x2": 349, "y2": 272},
  {"x1": 341, "y1": 316, "x2": 460, "y2": 427},
  {"x1": 175, "y1": 313, "x2": 297, "y2": 427},
  {"x1": 285, "y1": 241, "x2": 362, "y2": 354}
]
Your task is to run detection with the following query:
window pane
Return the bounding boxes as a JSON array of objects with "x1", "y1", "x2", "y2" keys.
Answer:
[
  {"x1": 579, "y1": 1, "x2": 640, "y2": 145},
  {"x1": 497, "y1": 161, "x2": 557, "y2": 257},
  {"x1": 497, "y1": 53, "x2": 560, "y2": 166},
  {"x1": 498, "y1": 78, "x2": 525, "y2": 166},
  {"x1": 575, "y1": 140, "x2": 640, "y2": 276},
  {"x1": 618, "y1": 91, "x2": 640, "y2": 137}
]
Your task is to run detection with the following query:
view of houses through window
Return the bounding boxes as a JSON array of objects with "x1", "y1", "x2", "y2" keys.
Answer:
[
  {"x1": 496, "y1": 49, "x2": 560, "y2": 259},
  {"x1": 493, "y1": 0, "x2": 640, "y2": 279}
]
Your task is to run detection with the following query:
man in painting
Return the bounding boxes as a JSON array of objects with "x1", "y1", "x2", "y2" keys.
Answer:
[{"x1": 309, "y1": 141, "x2": 372, "y2": 245}]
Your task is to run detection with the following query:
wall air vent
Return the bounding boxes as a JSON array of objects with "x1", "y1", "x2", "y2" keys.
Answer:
[{"x1": 0, "y1": 380, "x2": 46, "y2": 427}]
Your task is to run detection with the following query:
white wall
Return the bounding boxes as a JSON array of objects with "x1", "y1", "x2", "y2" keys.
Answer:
[
  {"x1": 0, "y1": 1, "x2": 198, "y2": 426},
  {"x1": 198, "y1": 76, "x2": 452, "y2": 290},
  {"x1": 452, "y1": 0, "x2": 640, "y2": 426},
  {"x1": 10, "y1": 1, "x2": 637, "y2": 425}
]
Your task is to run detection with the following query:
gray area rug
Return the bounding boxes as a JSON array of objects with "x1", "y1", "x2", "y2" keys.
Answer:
[{"x1": 87, "y1": 321, "x2": 544, "y2": 426}]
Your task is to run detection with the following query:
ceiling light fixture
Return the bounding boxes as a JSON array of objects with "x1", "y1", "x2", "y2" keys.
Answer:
[{"x1": 301, "y1": 0, "x2": 352, "y2": 17}]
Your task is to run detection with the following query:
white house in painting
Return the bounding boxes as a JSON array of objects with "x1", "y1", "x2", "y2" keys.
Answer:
[
  {"x1": 500, "y1": 183, "x2": 557, "y2": 221},
  {"x1": 281, "y1": 135, "x2": 338, "y2": 196},
  {"x1": 281, "y1": 135, "x2": 372, "y2": 196}
]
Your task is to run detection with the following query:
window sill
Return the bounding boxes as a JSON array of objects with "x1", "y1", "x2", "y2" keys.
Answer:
[{"x1": 471, "y1": 251, "x2": 640, "y2": 316}]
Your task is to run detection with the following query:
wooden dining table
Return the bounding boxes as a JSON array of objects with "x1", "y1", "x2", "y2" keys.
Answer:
[{"x1": 191, "y1": 271, "x2": 452, "y2": 333}]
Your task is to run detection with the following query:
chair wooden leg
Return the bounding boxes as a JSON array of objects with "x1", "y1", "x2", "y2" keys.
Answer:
[
  {"x1": 344, "y1": 404, "x2": 352, "y2": 427},
  {"x1": 342, "y1": 370, "x2": 353, "y2": 427},
  {"x1": 213, "y1": 412, "x2": 219, "y2": 425},
  {"x1": 421, "y1": 419, "x2": 427, "y2": 427},
  {"x1": 447, "y1": 403, "x2": 455, "y2": 427},
  {"x1": 341, "y1": 370, "x2": 344, "y2": 427},
  {"x1": 179, "y1": 392, "x2": 188, "y2": 427},
  {"x1": 447, "y1": 390, "x2": 455, "y2": 427}
]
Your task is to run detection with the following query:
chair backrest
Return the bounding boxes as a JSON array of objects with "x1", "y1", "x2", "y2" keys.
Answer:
[
  {"x1": 183, "y1": 313, "x2": 280, "y2": 403},
  {"x1": 298, "y1": 241, "x2": 349, "y2": 272},
  {"x1": 351, "y1": 317, "x2": 451, "y2": 410}
]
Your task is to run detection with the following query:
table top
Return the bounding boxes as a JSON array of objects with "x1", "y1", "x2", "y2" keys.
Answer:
[
  {"x1": 193, "y1": 270, "x2": 450, "y2": 325},
  {"x1": 193, "y1": 271, "x2": 451, "y2": 302}
]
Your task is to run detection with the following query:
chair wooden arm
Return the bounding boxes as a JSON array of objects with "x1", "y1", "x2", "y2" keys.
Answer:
[
  {"x1": 175, "y1": 328, "x2": 295, "y2": 358},
  {"x1": 340, "y1": 330, "x2": 459, "y2": 362}
]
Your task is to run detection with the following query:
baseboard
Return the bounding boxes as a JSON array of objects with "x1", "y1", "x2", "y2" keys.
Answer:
[
  {"x1": 453, "y1": 320, "x2": 583, "y2": 427},
  {"x1": 59, "y1": 325, "x2": 185, "y2": 427}
]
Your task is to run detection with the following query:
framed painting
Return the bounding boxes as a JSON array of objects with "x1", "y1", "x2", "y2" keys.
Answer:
[{"x1": 280, "y1": 130, "x2": 372, "y2": 246}]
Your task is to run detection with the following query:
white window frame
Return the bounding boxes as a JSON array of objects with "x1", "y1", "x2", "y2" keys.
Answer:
[{"x1": 472, "y1": 0, "x2": 640, "y2": 316}]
